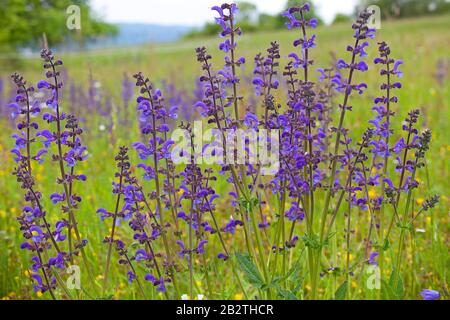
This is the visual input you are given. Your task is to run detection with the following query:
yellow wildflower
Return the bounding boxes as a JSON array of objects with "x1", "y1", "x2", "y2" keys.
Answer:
[
  {"x1": 234, "y1": 293, "x2": 243, "y2": 300},
  {"x1": 416, "y1": 198, "x2": 425, "y2": 206},
  {"x1": 71, "y1": 229, "x2": 81, "y2": 238}
]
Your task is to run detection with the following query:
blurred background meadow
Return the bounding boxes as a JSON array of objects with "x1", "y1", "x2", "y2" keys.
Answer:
[{"x1": 0, "y1": 0, "x2": 449, "y2": 300}]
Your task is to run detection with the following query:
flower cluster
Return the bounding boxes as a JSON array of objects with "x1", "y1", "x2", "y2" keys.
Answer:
[
  {"x1": 8, "y1": 2, "x2": 440, "y2": 300},
  {"x1": 37, "y1": 49, "x2": 89, "y2": 257}
]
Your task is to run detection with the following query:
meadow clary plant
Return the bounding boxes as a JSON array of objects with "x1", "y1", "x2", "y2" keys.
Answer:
[{"x1": 9, "y1": 2, "x2": 440, "y2": 300}]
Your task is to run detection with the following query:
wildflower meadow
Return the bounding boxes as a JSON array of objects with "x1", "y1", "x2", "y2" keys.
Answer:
[{"x1": 0, "y1": 2, "x2": 448, "y2": 302}]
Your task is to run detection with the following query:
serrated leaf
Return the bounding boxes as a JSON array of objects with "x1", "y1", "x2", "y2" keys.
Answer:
[
  {"x1": 335, "y1": 281, "x2": 348, "y2": 300},
  {"x1": 276, "y1": 287, "x2": 298, "y2": 300},
  {"x1": 389, "y1": 270, "x2": 404, "y2": 299},
  {"x1": 284, "y1": 259, "x2": 302, "y2": 282},
  {"x1": 235, "y1": 253, "x2": 265, "y2": 288}
]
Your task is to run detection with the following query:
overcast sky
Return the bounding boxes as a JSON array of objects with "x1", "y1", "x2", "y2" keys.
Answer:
[{"x1": 91, "y1": 0, "x2": 359, "y2": 26}]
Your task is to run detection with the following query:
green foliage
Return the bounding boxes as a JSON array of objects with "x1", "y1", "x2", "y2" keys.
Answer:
[
  {"x1": 235, "y1": 1, "x2": 258, "y2": 23},
  {"x1": 184, "y1": 22, "x2": 221, "y2": 39},
  {"x1": 332, "y1": 13, "x2": 352, "y2": 25},
  {"x1": 284, "y1": 0, "x2": 323, "y2": 23},
  {"x1": 0, "y1": 0, "x2": 116, "y2": 52},
  {"x1": 235, "y1": 253, "x2": 265, "y2": 288},
  {"x1": 0, "y1": 12, "x2": 448, "y2": 300},
  {"x1": 389, "y1": 270, "x2": 405, "y2": 299},
  {"x1": 185, "y1": 0, "x2": 324, "y2": 39},
  {"x1": 357, "y1": 0, "x2": 450, "y2": 19},
  {"x1": 335, "y1": 281, "x2": 348, "y2": 300}
]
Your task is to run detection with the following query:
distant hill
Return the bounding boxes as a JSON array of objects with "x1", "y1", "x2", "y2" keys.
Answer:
[
  {"x1": 57, "y1": 23, "x2": 192, "y2": 51},
  {"x1": 96, "y1": 23, "x2": 192, "y2": 46}
]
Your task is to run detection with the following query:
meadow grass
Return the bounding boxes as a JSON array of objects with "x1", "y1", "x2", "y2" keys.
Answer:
[{"x1": 0, "y1": 14, "x2": 448, "y2": 300}]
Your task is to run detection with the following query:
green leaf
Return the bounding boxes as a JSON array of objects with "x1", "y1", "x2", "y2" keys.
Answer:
[
  {"x1": 239, "y1": 197, "x2": 259, "y2": 212},
  {"x1": 235, "y1": 253, "x2": 265, "y2": 288},
  {"x1": 276, "y1": 287, "x2": 298, "y2": 300},
  {"x1": 382, "y1": 238, "x2": 390, "y2": 251},
  {"x1": 283, "y1": 259, "x2": 302, "y2": 282},
  {"x1": 381, "y1": 280, "x2": 395, "y2": 299},
  {"x1": 335, "y1": 281, "x2": 348, "y2": 300},
  {"x1": 389, "y1": 270, "x2": 404, "y2": 299},
  {"x1": 301, "y1": 233, "x2": 320, "y2": 250},
  {"x1": 292, "y1": 282, "x2": 304, "y2": 296},
  {"x1": 323, "y1": 232, "x2": 336, "y2": 246}
]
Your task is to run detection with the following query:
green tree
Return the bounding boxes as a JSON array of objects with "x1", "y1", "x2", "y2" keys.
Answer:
[
  {"x1": 258, "y1": 13, "x2": 280, "y2": 30},
  {"x1": 185, "y1": 1, "x2": 259, "y2": 39},
  {"x1": 236, "y1": 1, "x2": 258, "y2": 24},
  {"x1": 332, "y1": 13, "x2": 352, "y2": 25},
  {"x1": 356, "y1": 0, "x2": 450, "y2": 19},
  {"x1": 0, "y1": 0, "x2": 116, "y2": 54},
  {"x1": 272, "y1": 0, "x2": 324, "y2": 29}
]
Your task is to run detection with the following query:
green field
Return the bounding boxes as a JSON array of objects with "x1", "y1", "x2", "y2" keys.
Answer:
[{"x1": 0, "y1": 14, "x2": 449, "y2": 300}]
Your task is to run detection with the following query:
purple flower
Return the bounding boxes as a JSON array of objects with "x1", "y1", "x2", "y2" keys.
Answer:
[
  {"x1": 176, "y1": 240, "x2": 189, "y2": 258},
  {"x1": 127, "y1": 271, "x2": 136, "y2": 283},
  {"x1": 96, "y1": 208, "x2": 112, "y2": 221},
  {"x1": 196, "y1": 240, "x2": 208, "y2": 254},
  {"x1": 30, "y1": 226, "x2": 43, "y2": 242},
  {"x1": 36, "y1": 130, "x2": 55, "y2": 148},
  {"x1": 368, "y1": 252, "x2": 379, "y2": 265},
  {"x1": 37, "y1": 80, "x2": 52, "y2": 89},
  {"x1": 393, "y1": 138, "x2": 406, "y2": 154},
  {"x1": 222, "y1": 218, "x2": 244, "y2": 234},
  {"x1": 144, "y1": 274, "x2": 166, "y2": 292},
  {"x1": 420, "y1": 289, "x2": 440, "y2": 300},
  {"x1": 31, "y1": 274, "x2": 44, "y2": 292},
  {"x1": 258, "y1": 215, "x2": 270, "y2": 229},
  {"x1": 48, "y1": 253, "x2": 65, "y2": 269},
  {"x1": 218, "y1": 253, "x2": 229, "y2": 260},
  {"x1": 50, "y1": 193, "x2": 65, "y2": 204}
]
